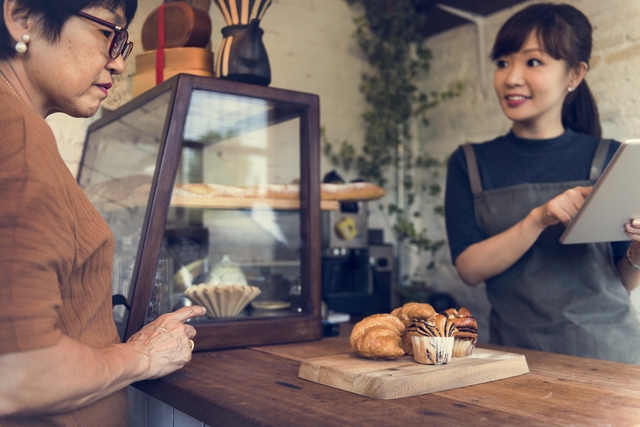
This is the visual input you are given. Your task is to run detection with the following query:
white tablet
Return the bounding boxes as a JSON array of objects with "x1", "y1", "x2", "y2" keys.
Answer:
[{"x1": 560, "y1": 139, "x2": 640, "y2": 244}]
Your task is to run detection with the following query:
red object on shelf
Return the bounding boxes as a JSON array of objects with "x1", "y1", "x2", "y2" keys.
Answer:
[{"x1": 156, "y1": 3, "x2": 166, "y2": 85}]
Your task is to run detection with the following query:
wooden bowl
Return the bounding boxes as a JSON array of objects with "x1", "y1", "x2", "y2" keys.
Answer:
[
  {"x1": 141, "y1": 2, "x2": 212, "y2": 51},
  {"x1": 132, "y1": 47, "x2": 215, "y2": 97}
]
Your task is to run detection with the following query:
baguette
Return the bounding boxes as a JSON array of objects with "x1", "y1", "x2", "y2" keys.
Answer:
[
  {"x1": 84, "y1": 175, "x2": 153, "y2": 203},
  {"x1": 320, "y1": 182, "x2": 385, "y2": 201},
  {"x1": 169, "y1": 182, "x2": 385, "y2": 201},
  {"x1": 128, "y1": 182, "x2": 385, "y2": 202}
]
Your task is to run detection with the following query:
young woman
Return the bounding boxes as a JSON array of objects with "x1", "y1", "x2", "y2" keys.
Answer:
[
  {"x1": 0, "y1": 1, "x2": 206, "y2": 425},
  {"x1": 444, "y1": 3, "x2": 640, "y2": 364}
]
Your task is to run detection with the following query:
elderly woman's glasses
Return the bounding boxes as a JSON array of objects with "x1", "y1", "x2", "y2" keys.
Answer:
[{"x1": 76, "y1": 11, "x2": 133, "y2": 61}]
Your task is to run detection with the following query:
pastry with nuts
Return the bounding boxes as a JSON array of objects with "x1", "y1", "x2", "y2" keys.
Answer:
[
  {"x1": 441, "y1": 307, "x2": 478, "y2": 357},
  {"x1": 390, "y1": 302, "x2": 436, "y2": 355}
]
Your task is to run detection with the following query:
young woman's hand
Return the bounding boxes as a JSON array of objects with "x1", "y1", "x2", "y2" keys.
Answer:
[
  {"x1": 619, "y1": 218, "x2": 640, "y2": 292},
  {"x1": 536, "y1": 186, "x2": 592, "y2": 228},
  {"x1": 624, "y1": 218, "x2": 640, "y2": 242},
  {"x1": 126, "y1": 305, "x2": 206, "y2": 380}
]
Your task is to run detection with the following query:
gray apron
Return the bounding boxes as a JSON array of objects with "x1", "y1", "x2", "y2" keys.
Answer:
[{"x1": 463, "y1": 140, "x2": 640, "y2": 364}]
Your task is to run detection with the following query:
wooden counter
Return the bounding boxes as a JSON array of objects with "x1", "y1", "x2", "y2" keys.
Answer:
[{"x1": 133, "y1": 325, "x2": 640, "y2": 426}]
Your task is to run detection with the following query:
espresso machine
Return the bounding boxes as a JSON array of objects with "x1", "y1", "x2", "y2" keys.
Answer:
[{"x1": 321, "y1": 201, "x2": 395, "y2": 315}]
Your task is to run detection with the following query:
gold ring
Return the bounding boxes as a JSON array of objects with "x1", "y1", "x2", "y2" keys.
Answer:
[{"x1": 189, "y1": 339, "x2": 195, "y2": 351}]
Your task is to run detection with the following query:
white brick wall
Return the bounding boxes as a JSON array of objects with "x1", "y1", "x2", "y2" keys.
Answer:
[{"x1": 413, "y1": 0, "x2": 640, "y2": 326}]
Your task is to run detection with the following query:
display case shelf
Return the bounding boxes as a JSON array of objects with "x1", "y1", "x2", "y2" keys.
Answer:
[{"x1": 104, "y1": 196, "x2": 339, "y2": 211}]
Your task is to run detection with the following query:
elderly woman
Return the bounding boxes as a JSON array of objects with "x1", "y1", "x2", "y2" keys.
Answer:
[{"x1": 0, "y1": 0, "x2": 206, "y2": 425}]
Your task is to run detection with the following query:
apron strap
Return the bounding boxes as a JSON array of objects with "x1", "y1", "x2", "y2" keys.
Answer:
[
  {"x1": 589, "y1": 138, "x2": 611, "y2": 182},
  {"x1": 461, "y1": 143, "x2": 483, "y2": 194}
]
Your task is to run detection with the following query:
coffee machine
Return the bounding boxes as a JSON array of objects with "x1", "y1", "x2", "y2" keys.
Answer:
[{"x1": 321, "y1": 201, "x2": 395, "y2": 315}]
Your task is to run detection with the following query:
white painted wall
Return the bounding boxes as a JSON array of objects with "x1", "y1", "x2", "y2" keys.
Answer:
[
  {"x1": 48, "y1": 0, "x2": 369, "y2": 180},
  {"x1": 47, "y1": 0, "x2": 640, "y2": 340}
]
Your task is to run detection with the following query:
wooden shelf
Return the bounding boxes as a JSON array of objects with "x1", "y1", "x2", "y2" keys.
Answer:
[
  {"x1": 103, "y1": 196, "x2": 339, "y2": 211},
  {"x1": 240, "y1": 260, "x2": 300, "y2": 268}
]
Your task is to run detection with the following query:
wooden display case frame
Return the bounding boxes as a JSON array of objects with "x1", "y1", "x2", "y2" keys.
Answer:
[{"x1": 79, "y1": 74, "x2": 323, "y2": 351}]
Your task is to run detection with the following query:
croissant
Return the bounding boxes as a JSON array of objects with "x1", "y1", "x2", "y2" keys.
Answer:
[
  {"x1": 390, "y1": 302, "x2": 436, "y2": 355},
  {"x1": 350, "y1": 314, "x2": 405, "y2": 360}
]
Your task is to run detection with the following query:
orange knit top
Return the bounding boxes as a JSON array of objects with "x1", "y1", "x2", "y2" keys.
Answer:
[{"x1": 0, "y1": 84, "x2": 129, "y2": 426}]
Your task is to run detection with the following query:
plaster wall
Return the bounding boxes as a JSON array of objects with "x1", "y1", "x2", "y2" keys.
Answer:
[
  {"x1": 49, "y1": 0, "x2": 386, "y2": 249},
  {"x1": 46, "y1": 0, "x2": 640, "y2": 340},
  {"x1": 48, "y1": 0, "x2": 368, "y2": 182}
]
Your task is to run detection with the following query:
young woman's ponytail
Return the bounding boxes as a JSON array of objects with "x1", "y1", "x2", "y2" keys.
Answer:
[{"x1": 562, "y1": 80, "x2": 601, "y2": 138}]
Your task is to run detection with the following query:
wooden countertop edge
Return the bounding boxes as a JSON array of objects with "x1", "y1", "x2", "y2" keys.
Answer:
[
  {"x1": 133, "y1": 375, "x2": 264, "y2": 427},
  {"x1": 132, "y1": 347, "x2": 556, "y2": 427},
  {"x1": 131, "y1": 336, "x2": 640, "y2": 426}
]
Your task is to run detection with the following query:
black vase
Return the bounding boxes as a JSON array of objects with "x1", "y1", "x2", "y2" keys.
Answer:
[{"x1": 216, "y1": 19, "x2": 271, "y2": 86}]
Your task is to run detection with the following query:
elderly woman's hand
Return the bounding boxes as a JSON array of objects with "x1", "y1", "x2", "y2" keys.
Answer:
[
  {"x1": 126, "y1": 305, "x2": 206, "y2": 380},
  {"x1": 0, "y1": 305, "x2": 206, "y2": 416}
]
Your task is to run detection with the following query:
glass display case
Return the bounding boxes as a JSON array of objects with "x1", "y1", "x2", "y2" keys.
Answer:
[{"x1": 77, "y1": 74, "x2": 323, "y2": 350}]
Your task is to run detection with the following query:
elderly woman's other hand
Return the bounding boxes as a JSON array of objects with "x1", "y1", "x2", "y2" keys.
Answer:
[{"x1": 126, "y1": 305, "x2": 206, "y2": 380}]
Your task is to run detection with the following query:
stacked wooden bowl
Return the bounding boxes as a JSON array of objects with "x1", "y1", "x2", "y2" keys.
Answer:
[{"x1": 132, "y1": 1, "x2": 215, "y2": 97}]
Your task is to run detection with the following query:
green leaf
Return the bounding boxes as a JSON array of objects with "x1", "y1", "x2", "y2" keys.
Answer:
[{"x1": 319, "y1": 0, "x2": 465, "y2": 262}]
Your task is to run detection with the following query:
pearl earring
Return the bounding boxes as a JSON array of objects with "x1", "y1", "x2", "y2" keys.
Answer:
[
  {"x1": 15, "y1": 34, "x2": 30, "y2": 53},
  {"x1": 568, "y1": 86, "x2": 574, "y2": 93}
]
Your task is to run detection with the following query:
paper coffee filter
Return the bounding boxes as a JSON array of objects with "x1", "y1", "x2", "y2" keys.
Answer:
[
  {"x1": 184, "y1": 283, "x2": 261, "y2": 317},
  {"x1": 207, "y1": 254, "x2": 248, "y2": 286}
]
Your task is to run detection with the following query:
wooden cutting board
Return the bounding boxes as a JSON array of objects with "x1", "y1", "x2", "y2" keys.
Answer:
[{"x1": 298, "y1": 348, "x2": 529, "y2": 400}]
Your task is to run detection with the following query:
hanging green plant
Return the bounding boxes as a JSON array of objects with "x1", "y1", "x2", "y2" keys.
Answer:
[{"x1": 324, "y1": 0, "x2": 462, "y2": 257}]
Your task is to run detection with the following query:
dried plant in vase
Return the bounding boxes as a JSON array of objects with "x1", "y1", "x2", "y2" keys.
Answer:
[{"x1": 212, "y1": 0, "x2": 272, "y2": 86}]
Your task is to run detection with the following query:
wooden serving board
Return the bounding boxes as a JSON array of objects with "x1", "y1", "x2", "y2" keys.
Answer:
[{"x1": 298, "y1": 348, "x2": 529, "y2": 400}]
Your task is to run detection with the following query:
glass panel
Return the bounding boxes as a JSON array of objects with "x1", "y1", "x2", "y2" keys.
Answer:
[
  {"x1": 78, "y1": 90, "x2": 172, "y2": 327},
  {"x1": 148, "y1": 89, "x2": 304, "y2": 323}
]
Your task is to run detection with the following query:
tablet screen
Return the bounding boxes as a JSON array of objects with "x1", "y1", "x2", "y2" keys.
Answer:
[{"x1": 560, "y1": 139, "x2": 640, "y2": 244}]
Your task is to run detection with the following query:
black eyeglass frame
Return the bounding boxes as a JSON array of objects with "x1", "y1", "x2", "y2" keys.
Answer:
[{"x1": 76, "y1": 10, "x2": 133, "y2": 61}]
